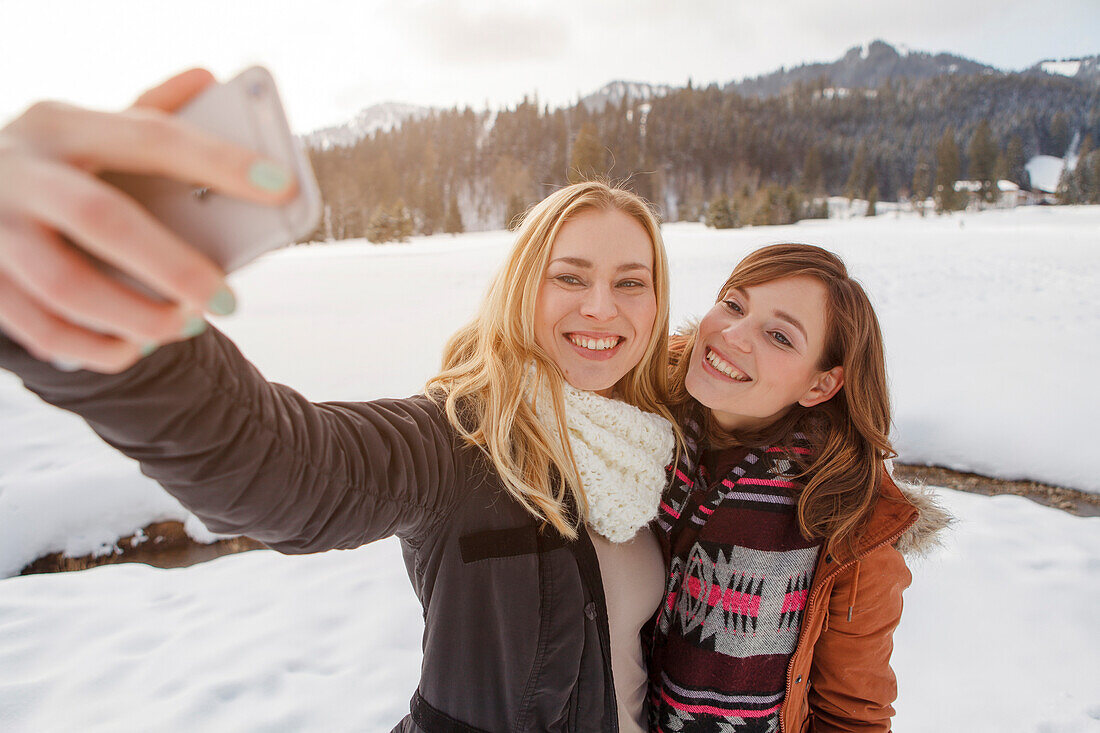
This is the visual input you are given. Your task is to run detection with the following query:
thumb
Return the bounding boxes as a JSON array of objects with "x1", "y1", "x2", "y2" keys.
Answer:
[{"x1": 131, "y1": 68, "x2": 216, "y2": 112}]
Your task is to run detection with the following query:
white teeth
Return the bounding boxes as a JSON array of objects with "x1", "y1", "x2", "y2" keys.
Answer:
[
  {"x1": 568, "y1": 335, "x2": 619, "y2": 351},
  {"x1": 706, "y1": 348, "x2": 750, "y2": 381}
]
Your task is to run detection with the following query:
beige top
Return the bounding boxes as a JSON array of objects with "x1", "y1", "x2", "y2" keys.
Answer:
[{"x1": 588, "y1": 524, "x2": 666, "y2": 733}]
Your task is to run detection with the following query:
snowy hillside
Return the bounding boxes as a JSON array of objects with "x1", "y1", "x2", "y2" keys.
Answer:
[
  {"x1": 1031, "y1": 54, "x2": 1100, "y2": 83},
  {"x1": 303, "y1": 102, "x2": 434, "y2": 149},
  {"x1": 579, "y1": 80, "x2": 672, "y2": 112}
]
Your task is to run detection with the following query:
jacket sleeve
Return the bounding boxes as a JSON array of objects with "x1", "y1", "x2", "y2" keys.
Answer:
[
  {"x1": 808, "y1": 545, "x2": 912, "y2": 733},
  {"x1": 0, "y1": 324, "x2": 466, "y2": 553}
]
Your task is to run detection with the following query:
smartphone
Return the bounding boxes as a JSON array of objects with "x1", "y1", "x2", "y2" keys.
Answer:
[{"x1": 100, "y1": 66, "x2": 323, "y2": 280}]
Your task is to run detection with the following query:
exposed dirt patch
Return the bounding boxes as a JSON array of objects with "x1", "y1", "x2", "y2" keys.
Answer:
[
  {"x1": 18, "y1": 464, "x2": 1097, "y2": 576},
  {"x1": 892, "y1": 463, "x2": 1100, "y2": 518},
  {"x1": 20, "y1": 521, "x2": 267, "y2": 576}
]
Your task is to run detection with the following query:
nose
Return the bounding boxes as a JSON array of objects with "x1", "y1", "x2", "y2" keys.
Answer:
[
  {"x1": 721, "y1": 318, "x2": 753, "y2": 353},
  {"x1": 580, "y1": 283, "x2": 618, "y2": 321}
]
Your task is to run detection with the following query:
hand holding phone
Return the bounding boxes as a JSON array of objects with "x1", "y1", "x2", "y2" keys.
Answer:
[
  {"x1": 0, "y1": 67, "x2": 320, "y2": 373},
  {"x1": 102, "y1": 66, "x2": 322, "y2": 275}
]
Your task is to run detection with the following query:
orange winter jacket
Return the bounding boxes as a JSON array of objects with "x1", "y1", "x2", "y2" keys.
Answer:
[{"x1": 778, "y1": 475, "x2": 949, "y2": 733}]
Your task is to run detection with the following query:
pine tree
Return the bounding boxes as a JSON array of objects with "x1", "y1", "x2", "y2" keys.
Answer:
[
  {"x1": 704, "y1": 195, "x2": 735, "y2": 229},
  {"x1": 802, "y1": 145, "x2": 824, "y2": 195},
  {"x1": 1088, "y1": 150, "x2": 1100, "y2": 204},
  {"x1": 865, "y1": 184, "x2": 878, "y2": 216},
  {"x1": 1003, "y1": 136, "x2": 1026, "y2": 185},
  {"x1": 967, "y1": 120, "x2": 998, "y2": 203},
  {"x1": 844, "y1": 142, "x2": 870, "y2": 201},
  {"x1": 1056, "y1": 166, "x2": 1078, "y2": 203},
  {"x1": 912, "y1": 150, "x2": 933, "y2": 216},
  {"x1": 1049, "y1": 112, "x2": 1070, "y2": 156},
  {"x1": 934, "y1": 127, "x2": 962, "y2": 213},
  {"x1": 568, "y1": 122, "x2": 607, "y2": 184},
  {"x1": 392, "y1": 200, "x2": 414, "y2": 242},
  {"x1": 783, "y1": 186, "x2": 803, "y2": 224},
  {"x1": 1074, "y1": 135, "x2": 1094, "y2": 203},
  {"x1": 993, "y1": 151, "x2": 1009, "y2": 186},
  {"x1": 365, "y1": 206, "x2": 396, "y2": 244},
  {"x1": 444, "y1": 191, "x2": 464, "y2": 235},
  {"x1": 417, "y1": 182, "x2": 444, "y2": 236}
]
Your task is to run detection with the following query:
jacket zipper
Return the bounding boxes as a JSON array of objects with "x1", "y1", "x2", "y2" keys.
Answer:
[
  {"x1": 571, "y1": 525, "x2": 619, "y2": 732},
  {"x1": 779, "y1": 519, "x2": 915, "y2": 732}
]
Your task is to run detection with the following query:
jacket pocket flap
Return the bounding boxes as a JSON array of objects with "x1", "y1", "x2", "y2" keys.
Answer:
[{"x1": 459, "y1": 525, "x2": 567, "y2": 563}]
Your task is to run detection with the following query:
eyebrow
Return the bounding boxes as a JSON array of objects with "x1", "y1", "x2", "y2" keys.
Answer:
[
  {"x1": 731, "y1": 287, "x2": 808, "y2": 342},
  {"x1": 549, "y1": 257, "x2": 652, "y2": 273}
]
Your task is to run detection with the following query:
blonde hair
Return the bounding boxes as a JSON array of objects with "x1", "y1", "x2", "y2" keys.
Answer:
[{"x1": 426, "y1": 181, "x2": 676, "y2": 539}]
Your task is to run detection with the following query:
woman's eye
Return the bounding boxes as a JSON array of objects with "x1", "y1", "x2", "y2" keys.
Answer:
[
  {"x1": 723, "y1": 300, "x2": 743, "y2": 314},
  {"x1": 556, "y1": 274, "x2": 583, "y2": 286},
  {"x1": 618, "y1": 279, "x2": 645, "y2": 289},
  {"x1": 771, "y1": 331, "x2": 792, "y2": 347}
]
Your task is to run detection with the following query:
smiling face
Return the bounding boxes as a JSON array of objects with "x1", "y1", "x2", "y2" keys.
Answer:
[
  {"x1": 533, "y1": 207, "x2": 657, "y2": 396},
  {"x1": 685, "y1": 275, "x2": 844, "y2": 431}
]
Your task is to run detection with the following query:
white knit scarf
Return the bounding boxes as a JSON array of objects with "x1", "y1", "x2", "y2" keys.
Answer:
[{"x1": 533, "y1": 377, "x2": 675, "y2": 543}]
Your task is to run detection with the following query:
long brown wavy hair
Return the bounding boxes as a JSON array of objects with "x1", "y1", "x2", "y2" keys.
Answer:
[
  {"x1": 427, "y1": 181, "x2": 678, "y2": 540},
  {"x1": 668, "y1": 243, "x2": 895, "y2": 552}
]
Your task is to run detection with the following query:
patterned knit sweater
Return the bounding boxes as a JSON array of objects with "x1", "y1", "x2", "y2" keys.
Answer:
[{"x1": 648, "y1": 414, "x2": 821, "y2": 733}]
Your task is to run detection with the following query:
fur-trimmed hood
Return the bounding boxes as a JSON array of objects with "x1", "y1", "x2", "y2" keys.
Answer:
[{"x1": 893, "y1": 479, "x2": 955, "y2": 557}]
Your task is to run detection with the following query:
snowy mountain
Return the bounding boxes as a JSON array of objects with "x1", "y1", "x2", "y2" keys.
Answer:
[
  {"x1": 303, "y1": 102, "x2": 434, "y2": 149},
  {"x1": 300, "y1": 41, "x2": 1097, "y2": 153},
  {"x1": 578, "y1": 80, "x2": 672, "y2": 112},
  {"x1": 727, "y1": 40, "x2": 997, "y2": 97}
]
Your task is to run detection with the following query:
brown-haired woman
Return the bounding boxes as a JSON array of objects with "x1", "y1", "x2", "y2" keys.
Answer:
[{"x1": 647, "y1": 244, "x2": 949, "y2": 733}]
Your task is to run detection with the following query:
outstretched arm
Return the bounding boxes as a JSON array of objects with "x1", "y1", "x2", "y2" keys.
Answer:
[{"x1": 0, "y1": 323, "x2": 465, "y2": 552}]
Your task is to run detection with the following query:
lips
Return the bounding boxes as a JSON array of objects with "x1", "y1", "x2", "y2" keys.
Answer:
[
  {"x1": 564, "y1": 331, "x2": 625, "y2": 361},
  {"x1": 703, "y1": 346, "x2": 752, "y2": 382}
]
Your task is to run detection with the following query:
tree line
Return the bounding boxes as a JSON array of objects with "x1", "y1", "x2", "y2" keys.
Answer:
[{"x1": 300, "y1": 72, "x2": 1099, "y2": 242}]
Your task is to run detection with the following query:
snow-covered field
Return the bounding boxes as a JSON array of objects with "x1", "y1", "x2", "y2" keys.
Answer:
[
  {"x1": 0, "y1": 488, "x2": 1096, "y2": 732},
  {"x1": 1, "y1": 205, "x2": 1098, "y2": 731}
]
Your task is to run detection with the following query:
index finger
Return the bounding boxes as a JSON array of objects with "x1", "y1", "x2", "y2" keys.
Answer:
[
  {"x1": 131, "y1": 68, "x2": 217, "y2": 113},
  {"x1": 25, "y1": 103, "x2": 299, "y2": 206}
]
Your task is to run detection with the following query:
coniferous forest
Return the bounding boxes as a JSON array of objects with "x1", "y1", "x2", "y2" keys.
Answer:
[{"x1": 301, "y1": 63, "x2": 1100, "y2": 242}]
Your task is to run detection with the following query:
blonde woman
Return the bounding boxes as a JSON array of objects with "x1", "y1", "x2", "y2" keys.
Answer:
[{"x1": 0, "y1": 70, "x2": 678, "y2": 731}]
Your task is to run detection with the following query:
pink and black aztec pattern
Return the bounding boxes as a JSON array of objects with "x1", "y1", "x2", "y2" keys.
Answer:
[
  {"x1": 656, "y1": 415, "x2": 703, "y2": 534},
  {"x1": 651, "y1": 673, "x2": 784, "y2": 733},
  {"x1": 665, "y1": 540, "x2": 818, "y2": 658},
  {"x1": 778, "y1": 573, "x2": 811, "y2": 632},
  {"x1": 649, "y1": 412, "x2": 820, "y2": 733}
]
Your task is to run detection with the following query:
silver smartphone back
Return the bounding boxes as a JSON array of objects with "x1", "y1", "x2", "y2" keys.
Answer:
[{"x1": 101, "y1": 66, "x2": 323, "y2": 275}]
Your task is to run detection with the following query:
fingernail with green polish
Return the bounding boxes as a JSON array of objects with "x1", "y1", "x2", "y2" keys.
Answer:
[
  {"x1": 248, "y1": 159, "x2": 292, "y2": 192},
  {"x1": 180, "y1": 315, "x2": 207, "y2": 339},
  {"x1": 140, "y1": 343, "x2": 159, "y2": 358},
  {"x1": 207, "y1": 286, "x2": 237, "y2": 316}
]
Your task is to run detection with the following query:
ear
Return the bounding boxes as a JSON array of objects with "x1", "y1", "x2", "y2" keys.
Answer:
[{"x1": 798, "y1": 366, "x2": 844, "y2": 408}]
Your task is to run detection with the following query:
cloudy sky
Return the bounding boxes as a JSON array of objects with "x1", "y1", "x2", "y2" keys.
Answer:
[{"x1": 2, "y1": 0, "x2": 1098, "y2": 134}]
